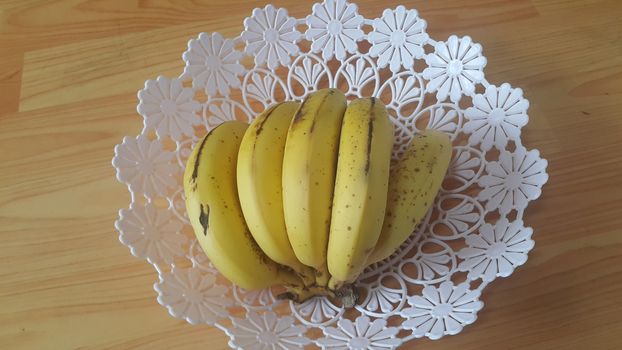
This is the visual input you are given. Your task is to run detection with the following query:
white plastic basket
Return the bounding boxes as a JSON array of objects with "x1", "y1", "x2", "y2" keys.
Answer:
[{"x1": 112, "y1": 1, "x2": 548, "y2": 348}]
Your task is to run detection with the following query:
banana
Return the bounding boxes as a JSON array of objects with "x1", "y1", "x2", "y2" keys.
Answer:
[
  {"x1": 184, "y1": 121, "x2": 301, "y2": 290},
  {"x1": 366, "y1": 130, "x2": 452, "y2": 265},
  {"x1": 282, "y1": 88, "x2": 347, "y2": 286},
  {"x1": 237, "y1": 102, "x2": 316, "y2": 286},
  {"x1": 326, "y1": 97, "x2": 394, "y2": 289}
]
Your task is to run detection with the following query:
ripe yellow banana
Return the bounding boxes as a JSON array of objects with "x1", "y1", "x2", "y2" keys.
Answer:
[
  {"x1": 327, "y1": 97, "x2": 394, "y2": 289},
  {"x1": 282, "y1": 88, "x2": 347, "y2": 286},
  {"x1": 367, "y1": 130, "x2": 452, "y2": 265},
  {"x1": 237, "y1": 102, "x2": 316, "y2": 286},
  {"x1": 184, "y1": 121, "x2": 300, "y2": 290}
]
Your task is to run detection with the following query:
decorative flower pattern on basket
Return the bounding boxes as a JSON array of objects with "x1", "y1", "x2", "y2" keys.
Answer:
[
  {"x1": 155, "y1": 267, "x2": 231, "y2": 325},
  {"x1": 478, "y1": 146, "x2": 548, "y2": 214},
  {"x1": 242, "y1": 5, "x2": 301, "y2": 69},
  {"x1": 362, "y1": 284, "x2": 404, "y2": 314},
  {"x1": 458, "y1": 219, "x2": 534, "y2": 282},
  {"x1": 228, "y1": 311, "x2": 310, "y2": 349},
  {"x1": 288, "y1": 55, "x2": 332, "y2": 97},
  {"x1": 317, "y1": 316, "x2": 402, "y2": 349},
  {"x1": 187, "y1": 238, "x2": 215, "y2": 272},
  {"x1": 422, "y1": 35, "x2": 486, "y2": 102},
  {"x1": 182, "y1": 32, "x2": 245, "y2": 96},
  {"x1": 291, "y1": 296, "x2": 343, "y2": 326},
  {"x1": 242, "y1": 69, "x2": 290, "y2": 112},
  {"x1": 414, "y1": 104, "x2": 462, "y2": 139},
  {"x1": 233, "y1": 286, "x2": 279, "y2": 310},
  {"x1": 464, "y1": 83, "x2": 530, "y2": 151},
  {"x1": 358, "y1": 273, "x2": 407, "y2": 316},
  {"x1": 401, "y1": 281, "x2": 483, "y2": 340},
  {"x1": 137, "y1": 76, "x2": 201, "y2": 140},
  {"x1": 167, "y1": 187, "x2": 189, "y2": 225},
  {"x1": 305, "y1": 0, "x2": 364, "y2": 60},
  {"x1": 115, "y1": 203, "x2": 186, "y2": 264},
  {"x1": 399, "y1": 238, "x2": 456, "y2": 284},
  {"x1": 203, "y1": 99, "x2": 250, "y2": 129},
  {"x1": 334, "y1": 55, "x2": 379, "y2": 96},
  {"x1": 112, "y1": 135, "x2": 179, "y2": 198},
  {"x1": 379, "y1": 72, "x2": 424, "y2": 114},
  {"x1": 368, "y1": 6, "x2": 429, "y2": 72},
  {"x1": 413, "y1": 251, "x2": 452, "y2": 282},
  {"x1": 430, "y1": 194, "x2": 484, "y2": 240},
  {"x1": 442, "y1": 146, "x2": 485, "y2": 193}
]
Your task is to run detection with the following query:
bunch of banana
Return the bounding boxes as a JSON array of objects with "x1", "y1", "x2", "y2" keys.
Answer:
[{"x1": 183, "y1": 88, "x2": 452, "y2": 306}]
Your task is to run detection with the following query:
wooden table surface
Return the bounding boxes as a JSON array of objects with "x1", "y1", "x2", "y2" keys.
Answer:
[{"x1": 1, "y1": 0, "x2": 621, "y2": 349}]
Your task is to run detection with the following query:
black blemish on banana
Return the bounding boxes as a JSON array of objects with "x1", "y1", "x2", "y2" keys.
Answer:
[
  {"x1": 309, "y1": 91, "x2": 333, "y2": 133},
  {"x1": 199, "y1": 204, "x2": 210, "y2": 235},
  {"x1": 292, "y1": 94, "x2": 312, "y2": 124},
  {"x1": 254, "y1": 103, "x2": 281, "y2": 138},
  {"x1": 309, "y1": 118, "x2": 317, "y2": 134},
  {"x1": 191, "y1": 124, "x2": 223, "y2": 182},
  {"x1": 293, "y1": 89, "x2": 336, "y2": 129},
  {"x1": 244, "y1": 228, "x2": 270, "y2": 265},
  {"x1": 364, "y1": 98, "x2": 376, "y2": 174}
]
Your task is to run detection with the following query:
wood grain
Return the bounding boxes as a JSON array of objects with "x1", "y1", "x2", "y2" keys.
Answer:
[{"x1": 1, "y1": 0, "x2": 621, "y2": 349}]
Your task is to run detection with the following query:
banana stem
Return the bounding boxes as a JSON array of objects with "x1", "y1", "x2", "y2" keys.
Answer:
[
  {"x1": 278, "y1": 284, "x2": 336, "y2": 303},
  {"x1": 278, "y1": 283, "x2": 358, "y2": 308},
  {"x1": 297, "y1": 270, "x2": 317, "y2": 287},
  {"x1": 334, "y1": 284, "x2": 358, "y2": 308},
  {"x1": 314, "y1": 266, "x2": 331, "y2": 287}
]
